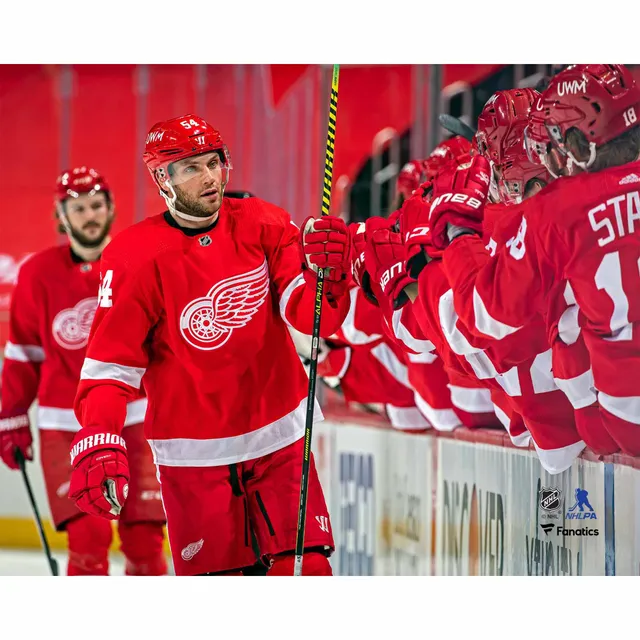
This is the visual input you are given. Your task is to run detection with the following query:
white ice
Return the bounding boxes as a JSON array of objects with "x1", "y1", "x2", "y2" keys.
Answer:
[{"x1": 0, "y1": 549, "x2": 127, "y2": 576}]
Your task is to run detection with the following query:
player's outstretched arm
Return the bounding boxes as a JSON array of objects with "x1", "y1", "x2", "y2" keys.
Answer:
[{"x1": 264, "y1": 207, "x2": 351, "y2": 337}]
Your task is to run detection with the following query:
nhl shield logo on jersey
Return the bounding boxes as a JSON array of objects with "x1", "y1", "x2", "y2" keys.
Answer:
[
  {"x1": 52, "y1": 297, "x2": 98, "y2": 350},
  {"x1": 179, "y1": 260, "x2": 270, "y2": 351}
]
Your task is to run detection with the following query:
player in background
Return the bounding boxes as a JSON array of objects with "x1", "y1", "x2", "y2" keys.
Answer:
[
  {"x1": 429, "y1": 64, "x2": 640, "y2": 456},
  {"x1": 67, "y1": 114, "x2": 352, "y2": 576},
  {"x1": 0, "y1": 168, "x2": 167, "y2": 576}
]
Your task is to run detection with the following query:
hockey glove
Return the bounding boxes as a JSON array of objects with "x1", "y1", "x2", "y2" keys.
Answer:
[
  {"x1": 349, "y1": 222, "x2": 379, "y2": 306},
  {"x1": 399, "y1": 189, "x2": 436, "y2": 279},
  {"x1": 364, "y1": 217, "x2": 415, "y2": 310},
  {"x1": 428, "y1": 154, "x2": 490, "y2": 250},
  {"x1": 69, "y1": 426, "x2": 130, "y2": 521},
  {"x1": 0, "y1": 413, "x2": 33, "y2": 470},
  {"x1": 299, "y1": 215, "x2": 350, "y2": 305}
]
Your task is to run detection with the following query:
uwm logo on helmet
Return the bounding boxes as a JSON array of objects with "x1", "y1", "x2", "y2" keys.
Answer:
[
  {"x1": 146, "y1": 130, "x2": 165, "y2": 144},
  {"x1": 557, "y1": 78, "x2": 587, "y2": 96}
]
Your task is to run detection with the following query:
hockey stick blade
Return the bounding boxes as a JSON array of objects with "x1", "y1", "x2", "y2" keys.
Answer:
[{"x1": 438, "y1": 114, "x2": 476, "y2": 142}]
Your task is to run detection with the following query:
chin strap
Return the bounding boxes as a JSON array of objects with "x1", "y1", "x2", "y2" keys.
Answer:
[{"x1": 160, "y1": 178, "x2": 225, "y2": 224}]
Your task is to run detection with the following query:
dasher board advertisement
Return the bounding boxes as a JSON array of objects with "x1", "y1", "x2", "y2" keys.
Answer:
[{"x1": 436, "y1": 439, "x2": 606, "y2": 576}]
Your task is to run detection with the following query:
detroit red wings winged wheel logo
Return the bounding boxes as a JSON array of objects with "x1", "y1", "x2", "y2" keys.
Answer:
[
  {"x1": 179, "y1": 260, "x2": 270, "y2": 351},
  {"x1": 52, "y1": 297, "x2": 98, "y2": 349}
]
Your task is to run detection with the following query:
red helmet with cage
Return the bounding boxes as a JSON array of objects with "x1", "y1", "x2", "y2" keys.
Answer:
[
  {"x1": 497, "y1": 139, "x2": 551, "y2": 205},
  {"x1": 55, "y1": 167, "x2": 111, "y2": 205},
  {"x1": 142, "y1": 114, "x2": 232, "y2": 188},
  {"x1": 537, "y1": 64, "x2": 640, "y2": 170},
  {"x1": 423, "y1": 136, "x2": 472, "y2": 180},
  {"x1": 476, "y1": 88, "x2": 541, "y2": 166}
]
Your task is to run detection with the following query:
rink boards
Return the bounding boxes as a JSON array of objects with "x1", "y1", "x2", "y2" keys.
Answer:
[
  {"x1": 313, "y1": 412, "x2": 640, "y2": 576},
  {"x1": 1, "y1": 407, "x2": 639, "y2": 575}
]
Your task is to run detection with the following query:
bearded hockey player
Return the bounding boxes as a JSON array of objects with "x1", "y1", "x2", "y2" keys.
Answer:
[
  {"x1": 67, "y1": 114, "x2": 352, "y2": 576},
  {"x1": 0, "y1": 167, "x2": 167, "y2": 575}
]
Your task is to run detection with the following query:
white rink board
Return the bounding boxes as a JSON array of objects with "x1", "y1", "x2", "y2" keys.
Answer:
[
  {"x1": 436, "y1": 439, "x2": 606, "y2": 576},
  {"x1": 613, "y1": 463, "x2": 640, "y2": 576},
  {"x1": 332, "y1": 423, "x2": 387, "y2": 575},
  {"x1": 317, "y1": 418, "x2": 640, "y2": 575},
  {"x1": 385, "y1": 430, "x2": 433, "y2": 576}
]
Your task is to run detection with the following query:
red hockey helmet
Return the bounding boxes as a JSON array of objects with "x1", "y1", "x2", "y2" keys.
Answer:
[
  {"x1": 476, "y1": 88, "x2": 540, "y2": 166},
  {"x1": 497, "y1": 139, "x2": 551, "y2": 205},
  {"x1": 539, "y1": 64, "x2": 640, "y2": 170},
  {"x1": 55, "y1": 167, "x2": 111, "y2": 204},
  {"x1": 143, "y1": 114, "x2": 232, "y2": 187},
  {"x1": 423, "y1": 136, "x2": 472, "y2": 180},
  {"x1": 396, "y1": 160, "x2": 426, "y2": 201}
]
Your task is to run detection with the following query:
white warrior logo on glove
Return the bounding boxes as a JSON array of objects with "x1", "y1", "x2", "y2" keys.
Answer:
[
  {"x1": 179, "y1": 260, "x2": 270, "y2": 351},
  {"x1": 52, "y1": 297, "x2": 98, "y2": 350}
]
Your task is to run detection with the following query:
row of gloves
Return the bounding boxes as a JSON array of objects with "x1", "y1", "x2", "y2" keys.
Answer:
[{"x1": 300, "y1": 154, "x2": 490, "y2": 311}]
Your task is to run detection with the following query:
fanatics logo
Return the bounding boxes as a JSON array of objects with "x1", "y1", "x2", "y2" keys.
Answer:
[
  {"x1": 181, "y1": 539, "x2": 204, "y2": 561},
  {"x1": 52, "y1": 297, "x2": 98, "y2": 350},
  {"x1": 179, "y1": 260, "x2": 270, "y2": 351}
]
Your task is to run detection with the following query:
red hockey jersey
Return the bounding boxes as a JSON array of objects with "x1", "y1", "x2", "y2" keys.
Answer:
[
  {"x1": 443, "y1": 162, "x2": 640, "y2": 454},
  {"x1": 324, "y1": 286, "x2": 431, "y2": 430},
  {"x1": 1, "y1": 245, "x2": 146, "y2": 431},
  {"x1": 74, "y1": 198, "x2": 349, "y2": 467}
]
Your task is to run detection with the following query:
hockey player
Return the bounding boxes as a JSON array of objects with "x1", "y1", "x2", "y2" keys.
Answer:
[
  {"x1": 0, "y1": 167, "x2": 167, "y2": 576},
  {"x1": 66, "y1": 114, "x2": 352, "y2": 576},
  {"x1": 429, "y1": 64, "x2": 640, "y2": 455}
]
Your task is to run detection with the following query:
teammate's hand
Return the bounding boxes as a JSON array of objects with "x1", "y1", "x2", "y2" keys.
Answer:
[
  {"x1": 68, "y1": 426, "x2": 130, "y2": 521},
  {"x1": 0, "y1": 414, "x2": 33, "y2": 470},
  {"x1": 348, "y1": 223, "x2": 378, "y2": 306},
  {"x1": 428, "y1": 155, "x2": 490, "y2": 250},
  {"x1": 399, "y1": 190, "x2": 435, "y2": 279},
  {"x1": 299, "y1": 215, "x2": 351, "y2": 305},
  {"x1": 364, "y1": 217, "x2": 415, "y2": 310}
]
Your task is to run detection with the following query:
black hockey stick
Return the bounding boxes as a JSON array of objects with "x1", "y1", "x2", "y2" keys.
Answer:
[
  {"x1": 438, "y1": 113, "x2": 476, "y2": 142},
  {"x1": 15, "y1": 449, "x2": 59, "y2": 576},
  {"x1": 294, "y1": 64, "x2": 340, "y2": 576}
]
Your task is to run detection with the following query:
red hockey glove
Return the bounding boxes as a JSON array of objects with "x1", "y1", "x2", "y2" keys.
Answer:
[
  {"x1": 399, "y1": 190, "x2": 434, "y2": 279},
  {"x1": 428, "y1": 155, "x2": 490, "y2": 250},
  {"x1": 348, "y1": 223, "x2": 378, "y2": 307},
  {"x1": 0, "y1": 413, "x2": 33, "y2": 470},
  {"x1": 68, "y1": 426, "x2": 130, "y2": 521},
  {"x1": 299, "y1": 215, "x2": 350, "y2": 305},
  {"x1": 364, "y1": 217, "x2": 415, "y2": 310}
]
